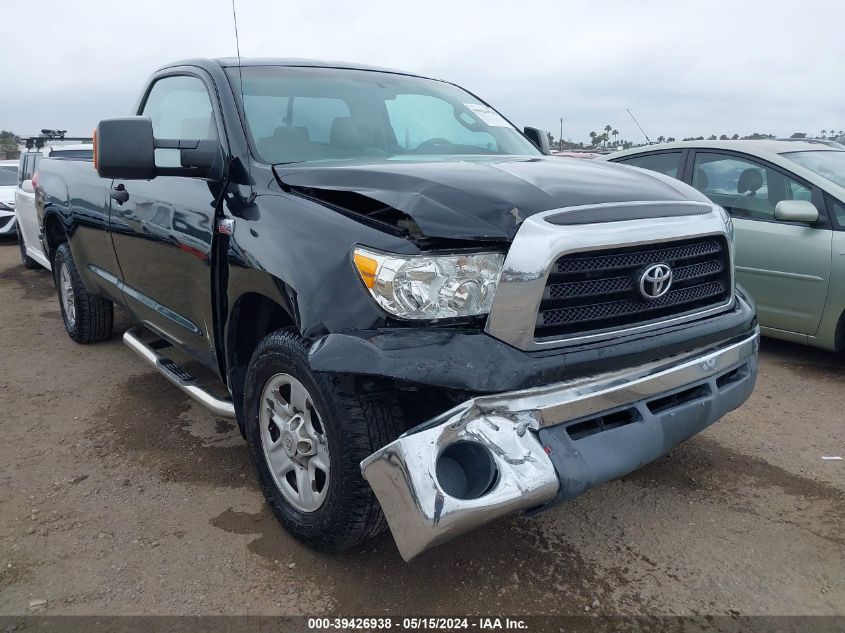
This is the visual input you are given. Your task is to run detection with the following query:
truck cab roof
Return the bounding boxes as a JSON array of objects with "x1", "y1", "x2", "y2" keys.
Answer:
[{"x1": 159, "y1": 57, "x2": 437, "y2": 81}]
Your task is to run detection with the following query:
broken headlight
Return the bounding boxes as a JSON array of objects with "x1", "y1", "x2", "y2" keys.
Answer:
[{"x1": 353, "y1": 247, "x2": 504, "y2": 319}]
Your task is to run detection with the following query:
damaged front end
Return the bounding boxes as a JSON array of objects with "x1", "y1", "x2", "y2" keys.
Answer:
[{"x1": 361, "y1": 330, "x2": 759, "y2": 561}]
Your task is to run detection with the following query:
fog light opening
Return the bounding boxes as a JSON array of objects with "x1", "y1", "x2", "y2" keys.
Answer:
[{"x1": 435, "y1": 441, "x2": 498, "y2": 500}]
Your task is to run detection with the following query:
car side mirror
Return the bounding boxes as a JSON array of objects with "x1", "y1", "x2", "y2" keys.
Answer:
[
  {"x1": 21, "y1": 179, "x2": 34, "y2": 194},
  {"x1": 523, "y1": 127, "x2": 551, "y2": 155},
  {"x1": 774, "y1": 199, "x2": 819, "y2": 223},
  {"x1": 95, "y1": 116, "x2": 222, "y2": 180}
]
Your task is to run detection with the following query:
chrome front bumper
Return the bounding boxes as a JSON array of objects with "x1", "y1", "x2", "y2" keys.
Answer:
[{"x1": 361, "y1": 328, "x2": 759, "y2": 561}]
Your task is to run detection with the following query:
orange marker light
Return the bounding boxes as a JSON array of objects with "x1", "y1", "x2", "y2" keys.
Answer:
[{"x1": 353, "y1": 252, "x2": 379, "y2": 289}]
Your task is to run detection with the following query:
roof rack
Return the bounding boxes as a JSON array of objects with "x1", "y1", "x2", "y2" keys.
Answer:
[{"x1": 24, "y1": 130, "x2": 93, "y2": 150}]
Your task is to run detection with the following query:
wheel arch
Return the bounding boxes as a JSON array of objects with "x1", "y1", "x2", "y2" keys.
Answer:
[
  {"x1": 41, "y1": 207, "x2": 68, "y2": 267},
  {"x1": 226, "y1": 290, "x2": 298, "y2": 434},
  {"x1": 835, "y1": 307, "x2": 845, "y2": 353}
]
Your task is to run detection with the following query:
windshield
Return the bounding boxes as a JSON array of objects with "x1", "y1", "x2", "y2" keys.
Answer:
[
  {"x1": 226, "y1": 66, "x2": 540, "y2": 164},
  {"x1": 782, "y1": 150, "x2": 845, "y2": 188},
  {"x1": 0, "y1": 166, "x2": 17, "y2": 186}
]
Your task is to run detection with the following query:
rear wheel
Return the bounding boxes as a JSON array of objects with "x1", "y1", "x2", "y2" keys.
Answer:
[
  {"x1": 17, "y1": 230, "x2": 38, "y2": 269},
  {"x1": 244, "y1": 328, "x2": 404, "y2": 551},
  {"x1": 54, "y1": 243, "x2": 114, "y2": 344}
]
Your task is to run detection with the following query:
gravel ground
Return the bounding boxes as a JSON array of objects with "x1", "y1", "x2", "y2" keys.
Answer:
[{"x1": 0, "y1": 237, "x2": 842, "y2": 617}]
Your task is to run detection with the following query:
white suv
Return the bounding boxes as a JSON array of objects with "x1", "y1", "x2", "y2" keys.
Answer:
[
  {"x1": 15, "y1": 143, "x2": 93, "y2": 269},
  {"x1": 0, "y1": 160, "x2": 18, "y2": 236}
]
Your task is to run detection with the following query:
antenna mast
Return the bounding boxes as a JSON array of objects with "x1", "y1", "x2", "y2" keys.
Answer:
[{"x1": 626, "y1": 108, "x2": 652, "y2": 144}]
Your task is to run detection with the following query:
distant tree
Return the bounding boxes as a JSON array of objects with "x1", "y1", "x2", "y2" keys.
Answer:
[
  {"x1": 546, "y1": 131, "x2": 555, "y2": 147},
  {"x1": 657, "y1": 135, "x2": 665, "y2": 143},
  {"x1": 0, "y1": 130, "x2": 20, "y2": 153},
  {"x1": 707, "y1": 134, "x2": 718, "y2": 140},
  {"x1": 719, "y1": 134, "x2": 729, "y2": 140},
  {"x1": 790, "y1": 132, "x2": 807, "y2": 138},
  {"x1": 666, "y1": 137, "x2": 675, "y2": 142},
  {"x1": 731, "y1": 133, "x2": 739, "y2": 140},
  {"x1": 589, "y1": 131, "x2": 597, "y2": 146},
  {"x1": 821, "y1": 130, "x2": 827, "y2": 139},
  {"x1": 612, "y1": 129, "x2": 619, "y2": 145}
]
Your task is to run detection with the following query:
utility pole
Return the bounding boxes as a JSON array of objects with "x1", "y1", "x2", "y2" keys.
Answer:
[{"x1": 559, "y1": 117, "x2": 564, "y2": 151}]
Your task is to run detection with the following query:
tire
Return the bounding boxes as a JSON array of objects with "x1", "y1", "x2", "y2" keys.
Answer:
[
  {"x1": 17, "y1": 229, "x2": 38, "y2": 270},
  {"x1": 54, "y1": 243, "x2": 114, "y2": 344},
  {"x1": 244, "y1": 328, "x2": 404, "y2": 552}
]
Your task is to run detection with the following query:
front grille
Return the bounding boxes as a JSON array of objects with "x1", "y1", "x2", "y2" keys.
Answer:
[{"x1": 536, "y1": 237, "x2": 731, "y2": 339}]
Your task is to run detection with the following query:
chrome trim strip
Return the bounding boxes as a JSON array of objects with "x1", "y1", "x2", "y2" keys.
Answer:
[
  {"x1": 123, "y1": 326, "x2": 236, "y2": 419},
  {"x1": 361, "y1": 329, "x2": 758, "y2": 560},
  {"x1": 485, "y1": 201, "x2": 735, "y2": 351}
]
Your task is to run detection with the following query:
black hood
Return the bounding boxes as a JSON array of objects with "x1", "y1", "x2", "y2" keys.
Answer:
[{"x1": 274, "y1": 156, "x2": 702, "y2": 241}]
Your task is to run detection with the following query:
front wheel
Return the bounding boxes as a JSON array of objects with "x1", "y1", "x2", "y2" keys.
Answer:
[
  {"x1": 243, "y1": 328, "x2": 404, "y2": 552},
  {"x1": 54, "y1": 243, "x2": 114, "y2": 344}
]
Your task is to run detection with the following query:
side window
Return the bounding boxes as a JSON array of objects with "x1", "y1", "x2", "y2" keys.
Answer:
[
  {"x1": 789, "y1": 180, "x2": 812, "y2": 202},
  {"x1": 828, "y1": 197, "x2": 845, "y2": 229},
  {"x1": 18, "y1": 155, "x2": 31, "y2": 185},
  {"x1": 386, "y1": 94, "x2": 498, "y2": 152},
  {"x1": 142, "y1": 75, "x2": 218, "y2": 141},
  {"x1": 693, "y1": 153, "x2": 772, "y2": 220},
  {"x1": 616, "y1": 152, "x2": 683, "y2": 179},
  {"x1": 693, "y1": 152, "x2": 817, "y2": 222}
]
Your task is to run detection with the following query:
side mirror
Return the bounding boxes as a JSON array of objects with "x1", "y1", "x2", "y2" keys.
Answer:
[
  {"x1": 95, "y1": 116, "x2": 222, "y2": 180},
  {"x1": 21, "y1": 179, "x2": 34, "y2": 194},
  {"x1": 523, "y1": 127, "x2": 551, "y2": 155},
  {"x1": 774, "y1": 199, "x2": 819, "y2": 223}
]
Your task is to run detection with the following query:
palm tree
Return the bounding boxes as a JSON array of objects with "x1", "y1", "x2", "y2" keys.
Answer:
[
  {"x1": 612, "y1": 129, "x2": 619, "y2": 145},
  {"x1": 821, "y1": 130, "x2": 827, "y2": 139},
  {"x1": 589, "y1": 131, "x2": 597, "y2": 146}
]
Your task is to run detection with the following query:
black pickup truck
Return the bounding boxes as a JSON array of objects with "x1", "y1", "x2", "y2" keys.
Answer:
[{"x1": 36, "y1": 58, "x2": 759, "y2": 560}]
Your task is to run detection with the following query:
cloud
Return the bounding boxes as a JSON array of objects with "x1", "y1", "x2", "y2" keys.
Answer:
[{"x1": 1, "y1": 0, "x2": 842, "y2": 141}]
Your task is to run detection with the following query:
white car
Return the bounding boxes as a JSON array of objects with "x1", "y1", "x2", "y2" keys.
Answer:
[
  {"x1": 15, "y1": 144, "x2": 93, "y2": 269},
  {"x1": 0, "y1": 160, "x2": 18, "y2": 236}
]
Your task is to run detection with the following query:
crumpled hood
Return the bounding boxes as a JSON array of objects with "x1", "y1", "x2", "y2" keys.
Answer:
[{"x1": 274, "y1": 156, "x2": 703, "y2": 241}]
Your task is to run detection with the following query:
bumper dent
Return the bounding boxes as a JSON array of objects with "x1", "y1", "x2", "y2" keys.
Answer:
[{"x1": 361, "y1": 329, "x2": 759, "y2": 561}]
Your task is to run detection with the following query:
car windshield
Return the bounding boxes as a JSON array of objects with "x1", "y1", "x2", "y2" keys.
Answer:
[
  {"x1": 226, "y1": 66, "x2": 540, "y2": 164},
  {"x1": 782, "y1": 150, "x2": 845, "y2": 188},
  {"x1": 0, "y1": 166, "x2": 17, "y2": 186}
]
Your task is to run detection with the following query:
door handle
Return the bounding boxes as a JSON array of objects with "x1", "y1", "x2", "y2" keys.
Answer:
[{"x1": 110, "y1": 186, "x2": 129, "y2": 205}]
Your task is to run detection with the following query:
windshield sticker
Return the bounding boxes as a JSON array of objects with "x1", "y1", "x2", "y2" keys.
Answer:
[{"x1": 463, "y1": 103, "x2": 511, "y2": 127}]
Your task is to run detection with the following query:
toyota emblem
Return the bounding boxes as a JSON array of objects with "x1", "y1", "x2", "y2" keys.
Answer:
[{"x1": 639, "y1": 263, "x2": 673, "y2": 300}]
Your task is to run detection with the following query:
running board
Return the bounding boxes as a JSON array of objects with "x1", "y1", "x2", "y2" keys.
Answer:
[{"x1": 123, "y1": 326, "x2": 236, "y2": 419}]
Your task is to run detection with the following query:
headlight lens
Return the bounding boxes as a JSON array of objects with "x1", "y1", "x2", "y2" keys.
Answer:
[{"x1": 353, "y1": 247, "x2": 504, "y2": 319}]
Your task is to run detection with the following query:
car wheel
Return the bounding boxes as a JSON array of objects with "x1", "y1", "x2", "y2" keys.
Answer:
[
  {"x1": 17, "y1": 230, "x2": 38, "y2": 269},
  {"x1": 54, "y1": 243, "x2": 114, "y2": 344},
  {"x1": 244, "y1": 328, "x2": 404, "y2": 551}
]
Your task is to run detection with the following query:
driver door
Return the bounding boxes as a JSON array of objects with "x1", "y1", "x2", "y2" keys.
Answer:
[
  {"x1": 690, "y1": 151, "x2": 832, "y2": 336},
  {"x1": 108, "y1": 73, "x2": 225, "y2": 367}
]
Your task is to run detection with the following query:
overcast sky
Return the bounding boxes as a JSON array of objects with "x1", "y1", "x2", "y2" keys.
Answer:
[{"x1": 2, "y1": 0, "x2": 842, "y2": 143}]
